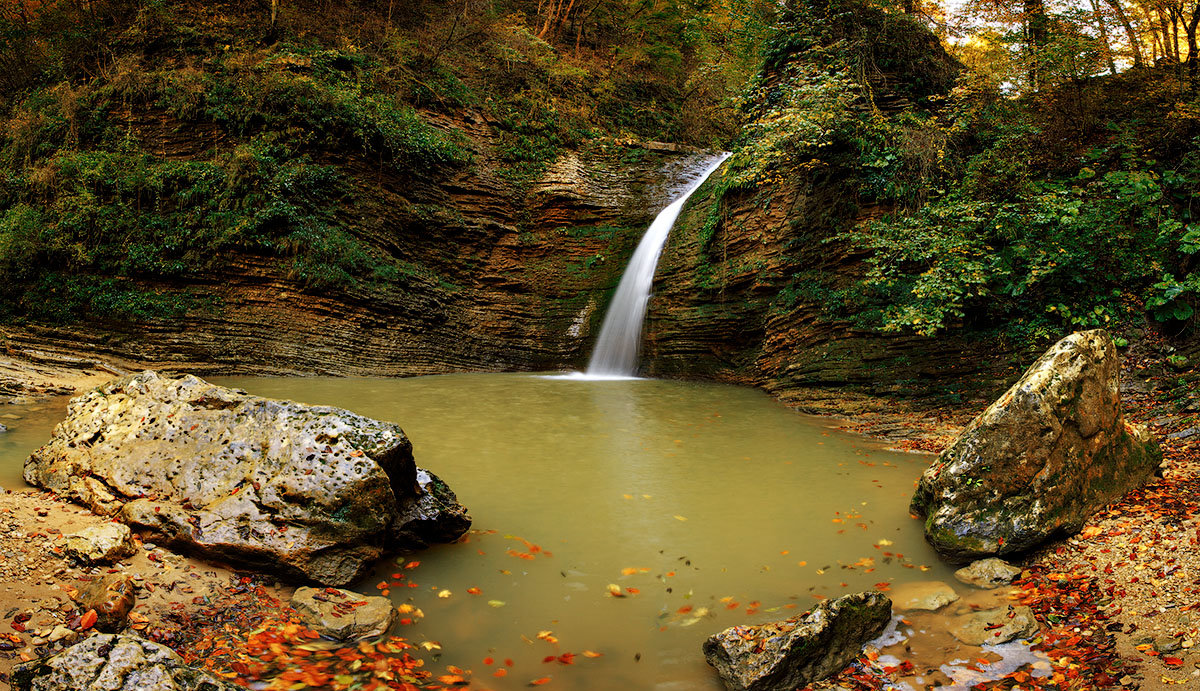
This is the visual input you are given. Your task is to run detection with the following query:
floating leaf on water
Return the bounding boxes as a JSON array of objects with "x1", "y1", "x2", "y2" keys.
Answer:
[
  {"x1": 606, "y1": 584, "x2": 625, "y2": 598},
  {"x1": 673, "y1": 515, "x2": 688, "y2": 521},
  {"x1": 488, "y1": 600, "x2": 507, "y2": 608},
  {"x1": 529, "y1": 676, "x2": 552, "y2": 686},
  {"x1": 419, "y1": 641, "x2": 442, "y2": 651},
  {"x1": 437, "y1": 590, "x2": 452, "y2": 599},
  {"x1": 581, "y1": 650, "x2": 603, "y2": 658}
]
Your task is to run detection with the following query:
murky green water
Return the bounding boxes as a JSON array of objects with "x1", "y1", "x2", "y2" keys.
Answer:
[{"x1": 0, "y1": 373, "x2": 954, "y2": 689}]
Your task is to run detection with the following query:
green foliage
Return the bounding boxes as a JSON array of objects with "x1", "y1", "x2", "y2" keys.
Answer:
[{"x1": 839, "y1": 84, "x2": 1200, "y2": 338}]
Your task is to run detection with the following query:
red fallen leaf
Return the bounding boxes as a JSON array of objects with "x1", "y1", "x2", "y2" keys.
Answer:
[
  {"x1": 483, "y1": 657, "x2": 494, "y2": 665},
  {"x1": 581, "y1": 650, "x2": 603, "y2": 658},
  {"x1": 467, "y1": 587, "x2": 482, "y2": 595},
  {"x1": 10, "y1": 623, "x2": 24, "y2": 632},
  {"x1": 543, "y1": 656, "x2": 556, "y2": 663},
  {"x1": 677, "y1": 606, "x2": 693, "y2": 614},
  {"x1": 1164, "y1": 656, "x2": 1184, "y2": 666},
  {"x1": 79, "y1": 609, "x2": 98, "y2": 630},
  {"x1": 530, "y1": 677, "x2": 552, "y2": 686},
  {"x1": 493, "y1": 668, "x2": 508, "y2": 677},
  {"x1": 626, "y1": 587, "x2": 640, "y2": 594},
  {"x1": 874, "y1": 582, "x2": 891, "y2": 592},
  {"x1": 404, "y1": 561, "x2": 420, "y2": 569},
  {"x1": 557, "y1": 653, "x2": 575, "y2": 665},
  {"x1": 505, "y1": 658, "x2": 515, "y2": 667}
]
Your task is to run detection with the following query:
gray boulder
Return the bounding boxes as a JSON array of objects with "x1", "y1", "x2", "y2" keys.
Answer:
[
  {"x1": 63, "y1": 524, "x2": 137, "y2": 565},
  {"x1": 25, "y1": 371, "x2": 470, "y2": 585},
  {"x1": 703, "y1": 592, "x2": 891, "y2": 691},
  {"x1": 955, "y1": 558, "x2": 1023, "y2": 589},
  {"x1": 12, "y1": 633, "x2": 239, "y2": 691},
  {"x1": 291, "y1": 586, "x2": 398, "y2": 641},
  {"x1": 911, "y1": 330, "x2": 1161, "y2": 562}
]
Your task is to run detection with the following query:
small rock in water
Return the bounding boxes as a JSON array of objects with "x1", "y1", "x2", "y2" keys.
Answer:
[
  {"x1": 703, "y1": 591, "x2": 891, "y2": 690},
  {"x1": 63, "y1": 523, "x2": 136, "y2": 565},
  {"x1": 889, "y1": 580, "x2": 959, "y2": 611},
  {"x1": 74, "y1": 573, "x2": 135, "y2": 632},
  {"x1": 290, "y1": 586, "x2": 398, "y2": 641},
  {"x1": 948, "y1": 605, "x2": 1039, "y2": 645},
  {"x1": 955, "y1": 558, "x2": 1023, "y2": 589}
]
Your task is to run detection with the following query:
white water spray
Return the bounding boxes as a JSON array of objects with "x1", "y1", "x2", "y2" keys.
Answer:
[{"x1": 582, "y1": 152, "x2": 730, "y2": 379}]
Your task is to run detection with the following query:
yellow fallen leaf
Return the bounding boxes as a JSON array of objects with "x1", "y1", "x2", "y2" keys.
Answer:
[
  {"x1": 674, "y1": 515, "x2": 688, "y2": 522},
  {"x1": 437, "y1": 589, "x2": 452, "y2": 599},
  {"x1": 419, "y1": 641, "x2": 442, "y2": 651},
  {"x1": 488, "y1": 600, "x2": 506, "y2": 608},
  {"x1": 623, "y1": 494, "x2": 633, "y2": 500},
  {"x1": 876, "y1": 539, "x2": 894, "y2": 546},
  {"x1": 606, "y1": 584, "x2": 626, "y2": 598}
]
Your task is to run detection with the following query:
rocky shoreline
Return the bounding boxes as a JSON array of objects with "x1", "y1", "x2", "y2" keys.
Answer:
[{"x1": 0, "y1": 335, "x2": 1197, "y2": 689}]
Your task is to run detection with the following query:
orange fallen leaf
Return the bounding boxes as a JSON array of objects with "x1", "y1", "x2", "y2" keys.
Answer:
[{"x1": 79, "y1": 609, "x2": 98, "y2": 630}]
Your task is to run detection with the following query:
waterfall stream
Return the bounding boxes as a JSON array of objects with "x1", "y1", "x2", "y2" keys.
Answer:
[{"x1": 583, "y1": 152, "x2": 730, "y2": 378}]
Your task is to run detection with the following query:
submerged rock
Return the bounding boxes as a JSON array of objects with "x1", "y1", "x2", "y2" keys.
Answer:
[
  {"x1": 63, "y1": 524, "x2": 136, "y2": 565},
  {"x1": 948, "y1": 605, "x2": 1039, "y2": 645},
  {"x1": 889, "y1": 581, "x2": 959, "y2": 611},
  {"x1": 11, "y1": 633, "x2": 240, "y2": 691},
  {"x1": 24, "y1": 371, "x2": 470, "y2": 585},
  {"x1": 74, "y1": 574, "x2": 135, "y2": 632},
  {"x1": 955, "y1": 558, "x2": 1023, "y2": 589},
  {"x1": 291, "y1": 586, "x2": 397, "y2": 641},
  {"x1": 911, "y1": 330, "x2": 1161, "y2": 562},
  {"x1": 703, "y1": 591, "x2": 890, "y2": 691}
]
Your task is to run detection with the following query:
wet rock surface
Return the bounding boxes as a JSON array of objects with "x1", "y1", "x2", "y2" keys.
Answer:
[
  {"x1": 11, "y1": 633, "x2": 241, "y2": 691},
  {"x1": 948, "y1": 605, "x2": 1039, "y2": 645},
  {"x1": 74, "y1": 574, "x2": 135, "y2": 632},
  {"x1": 23, "y1": 371, "x2": 470, "y2": 585},
  {"x1": 703, "y1": 591, "x2": 891, "y2": 690},
  {"x1": 63, "y1": 524, "x2": 136, "y2": 565},
  {"x1": 290, "y1": 586, "x2": 397, "y2": 641},
  {"x1": 911, "y1": 330, "x2": 1162, "y2": 562},
  {"x1": 955, "y1": 558, "x2": 1023, "y2": 589}
]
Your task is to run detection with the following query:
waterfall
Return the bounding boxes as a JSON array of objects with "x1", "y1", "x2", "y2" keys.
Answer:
[{"x1": 584, "y1": 152, "x2": 730, "y2": 378}]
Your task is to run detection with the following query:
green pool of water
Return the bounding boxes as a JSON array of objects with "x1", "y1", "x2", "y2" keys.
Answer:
[{"x1": 0, "y1": 373, "x2": 953, "y2": 689}]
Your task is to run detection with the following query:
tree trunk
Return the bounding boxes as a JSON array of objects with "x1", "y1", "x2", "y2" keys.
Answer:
[
  {"x1": 1188, "y1": 4, "x2": 1200, "y2": 79},
  {"x1": 1024, "y1": 0, "x2": 1049, "y2": 88},
  {"x1": 1090, "y1": 0, "x2": 1119, "y2": 74},
  {"x1": 270, "y1": 0, "x2": 279, "y2": 27},
  {"x1": 1103, "y1": 0, "x2": 1143, "y2": 67}
]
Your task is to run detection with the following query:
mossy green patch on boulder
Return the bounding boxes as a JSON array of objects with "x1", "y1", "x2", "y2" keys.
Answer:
[{"x1": 911, "y1": 330, "x2": 1161, "y2": 563}]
